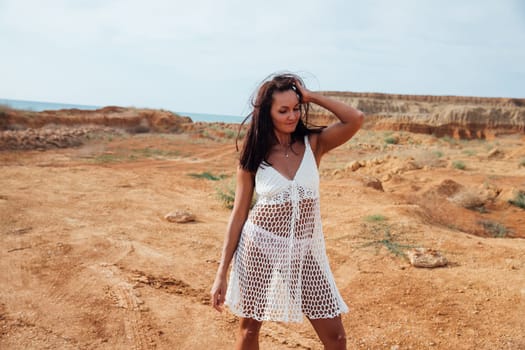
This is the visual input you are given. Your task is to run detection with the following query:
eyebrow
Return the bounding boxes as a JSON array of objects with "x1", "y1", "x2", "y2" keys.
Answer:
[{"x1": 277, "y1": 103, "x2": 299, "y2": 109}]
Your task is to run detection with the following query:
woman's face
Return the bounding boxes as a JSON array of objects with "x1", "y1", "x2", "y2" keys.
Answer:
[{"x1": 270, "y1": 90, "x2": 300, "y2": 136}]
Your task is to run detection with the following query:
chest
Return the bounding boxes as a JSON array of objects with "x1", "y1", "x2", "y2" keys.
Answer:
[{"x1": 255, "y1": 148, "x2": 319, "y2": 198}]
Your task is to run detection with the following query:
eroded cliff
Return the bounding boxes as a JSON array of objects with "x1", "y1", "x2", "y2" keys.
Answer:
[
  {"x1": 0, "y1": 106, "x2": 192, "y2": 150},
  {"x1": 310, "y1": 92, "x2": 525, "y2": 139}
]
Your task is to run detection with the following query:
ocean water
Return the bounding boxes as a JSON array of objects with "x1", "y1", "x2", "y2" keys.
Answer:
[
  {"x1": 0, "y1": 98, "x2": 244, "y2": 124},
  {"x1": 176, "y1": 111, "x2": 245, "y2": 124},
  {"x1": 0, "y1": 98, "x2": 100, "y2": 112}
]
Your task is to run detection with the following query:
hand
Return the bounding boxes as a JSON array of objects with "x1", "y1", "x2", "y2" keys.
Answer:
[
  {"x1": 210, "y1": 274, "x2": 227, "y2": 312},
  {"x1": 293, "y1": 79, "x2": 313, "y2": 104}
]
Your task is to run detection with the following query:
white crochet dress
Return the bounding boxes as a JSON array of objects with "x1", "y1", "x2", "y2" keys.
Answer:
[{"x1": 225, "y1": 135, "x2": 348, "y2": 322}]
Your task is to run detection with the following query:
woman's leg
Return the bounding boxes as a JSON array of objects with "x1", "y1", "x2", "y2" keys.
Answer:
[
  {"x1": 308, "y1": 315, "x2": 347, "y2": 350},
  {"x1": 235, "y1": 317, "x2": 263, "y2": 350}
]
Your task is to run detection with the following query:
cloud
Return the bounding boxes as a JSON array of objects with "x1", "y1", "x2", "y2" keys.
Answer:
[{"x1": 0, "y1": 0, "x2": 524, "y2": 113}]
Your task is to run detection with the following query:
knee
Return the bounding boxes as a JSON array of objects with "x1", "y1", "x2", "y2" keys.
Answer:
[
  {"x1": 335, "y1": 332, "x2": 347, "y2": 345},
  {"x1": 238, "y1": 318, "x2": 262, "y2": 342},
  {"x1": 323, "y1": 332, "x2": 347, "y2": 349}
]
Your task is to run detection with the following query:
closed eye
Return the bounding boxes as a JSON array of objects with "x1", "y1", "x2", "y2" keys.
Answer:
[{"x1": 278, "y1": 105, "x2": 300, "y2": 113}]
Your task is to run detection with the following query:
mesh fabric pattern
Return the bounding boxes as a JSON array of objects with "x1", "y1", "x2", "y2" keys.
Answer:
[{"x1": 225, "y1": 136, "x2": 348, "y2": 323}]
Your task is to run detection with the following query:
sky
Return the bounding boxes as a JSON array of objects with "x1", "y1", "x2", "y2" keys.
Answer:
[{"x1": 1, "y1": 0, "x2": 524, "y2": 116}]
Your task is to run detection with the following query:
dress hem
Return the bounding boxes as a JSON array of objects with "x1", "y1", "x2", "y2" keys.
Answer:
[{"x1": 225, "y1": 302, "x2": 349, "y2": 324}]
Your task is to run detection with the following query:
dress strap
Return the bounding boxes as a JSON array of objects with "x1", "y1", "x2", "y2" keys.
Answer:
[{"x1": 304, "y1": 134, "x2": 311, "y2": 150}]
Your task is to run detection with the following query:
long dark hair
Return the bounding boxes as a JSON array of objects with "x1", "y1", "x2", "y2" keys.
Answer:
[{"x1": 237, "y1": 73, "x2": 322, "y2": 173}]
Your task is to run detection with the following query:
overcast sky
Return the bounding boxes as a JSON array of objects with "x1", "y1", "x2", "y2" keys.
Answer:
[{"x1": 1, "y1": 0, "x2": 524, "y2": 115}]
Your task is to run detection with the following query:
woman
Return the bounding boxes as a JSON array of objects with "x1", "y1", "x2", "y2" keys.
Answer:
[{"x1": 210, "y1": 73, "x2": 364, "y2": 350}]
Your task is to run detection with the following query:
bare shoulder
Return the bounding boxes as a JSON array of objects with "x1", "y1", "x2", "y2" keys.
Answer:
[{"x1": 236, "y1": 166, "x2": 255, "y2": 184}]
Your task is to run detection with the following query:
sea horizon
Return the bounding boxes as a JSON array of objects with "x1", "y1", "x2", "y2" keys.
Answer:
[{"x1": 0, "y1": 97, "x2": 244, "y2": 124}]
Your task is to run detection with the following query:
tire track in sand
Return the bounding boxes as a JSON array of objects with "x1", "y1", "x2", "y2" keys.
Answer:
[{"x1": 95, "y1": 263, "x2": 156, "y2": 350}]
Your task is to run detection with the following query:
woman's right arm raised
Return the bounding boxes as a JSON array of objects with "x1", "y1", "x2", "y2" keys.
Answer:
[{"x1": 210, "y1": 166, "x2": 255, "y2": 312}]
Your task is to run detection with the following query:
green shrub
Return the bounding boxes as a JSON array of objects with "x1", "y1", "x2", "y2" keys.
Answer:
[
  {"x1": 216, "y1": 184, "x2": 236, "y2": 209},
  {"x1": 452, "y1": 160, "x2": 466, "y2": 170},
  {"x1": 364, "y1": 214, "x2": 387, "y2": 222},
  {"x1": 479, "y1": 220, "x2": 510, "y2": 238},
  {"x1": 216, "y1": 181, "x2": 256, "y2": 209},
  {"x1": 508, "y1": 191, "x2": 525, "y2": 209},
  {"x1": 384, "y1": 136, "x2": 398, "y2": 145},
  {"x1": 433, "y1": 150, "x2": 444, "y2": 158},
  {"x1": 472, "y1": 206, "x2": 488, "y2": 214},
  {"x1": 189, "y1": 171, "x2": 227, "y2": 181},
  {"x1": 224, "y1": 129, "x2": 236, "y2": 139},
  {"x1": 360, "y1": 223, "x2": 415, "y2": 259}
]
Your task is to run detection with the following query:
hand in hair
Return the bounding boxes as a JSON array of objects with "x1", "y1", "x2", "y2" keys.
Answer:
[{"x1": 291, "y1": 79, "x2": 312, "y2": 104}]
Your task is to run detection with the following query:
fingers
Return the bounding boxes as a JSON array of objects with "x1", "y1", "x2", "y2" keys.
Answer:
[
  {"x1": 211, "y1": 289, "x2": 224, "y2": 312},
  {"x1": 292, "y1": 80, "x2": 310, "y2": 103},
  {"x1": 211, "y1": 277, "x2": 227, "y2": 312},
  {"x1": 213, "y1": 298, "x2": 224, "y2": 312}
]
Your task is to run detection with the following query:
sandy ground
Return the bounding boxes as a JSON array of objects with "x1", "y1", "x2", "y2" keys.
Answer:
[{"x1": 1, "y1": 129, "x2": 525, "y2": 349}]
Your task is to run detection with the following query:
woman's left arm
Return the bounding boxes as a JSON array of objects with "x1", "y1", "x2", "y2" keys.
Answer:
[{"x1": 298, "y1": 84, "x2": 364, "y2": 158}]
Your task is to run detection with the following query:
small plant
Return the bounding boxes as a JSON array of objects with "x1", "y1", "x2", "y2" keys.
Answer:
[
  {"x1": 384, "y1": 136, "x2": 398, "y2": 145},
  {"x1": 519, "y1": 159, "x2": 525, "y2": 168},
  {"x1": 359, "y1": 223, "x2": 415, "y2": 259},
  {"x1": 472, "y1": 205, "x2": 488, "y2": 214},
  {"x1": 216, "y1": 181, "x2": 256, "y2": 209},
  {"x1": 189, "y1": 172, "x2": 228, "y2": 181},
  {"x1": 364, "y1": 214, "x2": 387, "y2": 222},
  {"x1": 479, "y1": 220, "x2": 510, "y2": 238},
  {"x1": 357, "y1": 218, "x2": 416, "y2": 259},
  {"x1": 224, "y1": 129, "x2": 236, "y2": 139},
  {"x1": 452, "y1": 160, "x2": 466, "y2": 170},
  {"x1": 216, "y1": 184, "x2": 236, "y2": 209},
  {"x1": 433, "y1": 150, "x2": 444, "y2": 158},
  {"x1": 462, "y1": 149, "x2": 476, "y2": 156},
  {"x1": 508, "y1": 191, "x2": 525, "y2": 209}
]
